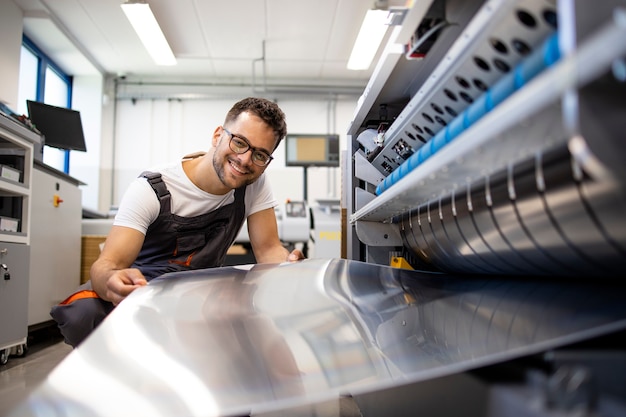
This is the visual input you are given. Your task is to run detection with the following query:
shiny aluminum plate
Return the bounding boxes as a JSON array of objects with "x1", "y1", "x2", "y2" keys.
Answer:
[{"x1": 9, "y1": 259, "x2": 626, "y2": 416}]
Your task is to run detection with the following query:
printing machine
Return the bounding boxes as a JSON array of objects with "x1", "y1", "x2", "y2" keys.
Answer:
[
  {"x1": 342, "y1": 0, "x2": 626, "y2": 414},
  {"x1": 346, "y1": 0, "x2": 626, "y2": 277},
  {"x1": 7, "y1": 0, "x2": 626, "y2": 416}
]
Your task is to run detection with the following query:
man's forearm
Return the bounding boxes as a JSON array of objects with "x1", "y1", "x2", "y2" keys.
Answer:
[{"x1": 89, "y1": 258, "x2": 114, "y2": 300}]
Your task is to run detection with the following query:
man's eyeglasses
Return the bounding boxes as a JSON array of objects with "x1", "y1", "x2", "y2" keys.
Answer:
[{"x1": 222, "y1": 128, "x2": 274, "y2": 167}]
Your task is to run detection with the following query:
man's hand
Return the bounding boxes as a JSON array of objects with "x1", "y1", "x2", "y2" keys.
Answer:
[
  {"x1": 104, "y1": 268, "x2": 147, "y2": 305},
  {"x1": 287, "y1": 249, "x2": 305, "y2": 262}
]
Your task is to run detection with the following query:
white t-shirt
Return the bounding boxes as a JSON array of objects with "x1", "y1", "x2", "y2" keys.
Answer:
[{"x1": 114, "y1": 159, "x2": 277, "y2": 235}]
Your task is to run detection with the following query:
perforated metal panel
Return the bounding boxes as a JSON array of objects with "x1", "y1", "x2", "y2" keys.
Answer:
[{"x1": 370, "y1": 0, "x2": 558, "y2": 178}]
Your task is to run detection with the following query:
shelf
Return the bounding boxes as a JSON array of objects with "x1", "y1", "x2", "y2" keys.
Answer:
[
  {"x1": 0, "y1": 107, "x2": 37, "y2": 355},
  {"x1": 0, "y1": 232, "x2": 28, "y2": 244},
  {"x1": 0, "y1": 109, "x2": 34, "y2": 245},
  {"x1": 0, "y1": 178, "x2": 29, "y2": 196}
]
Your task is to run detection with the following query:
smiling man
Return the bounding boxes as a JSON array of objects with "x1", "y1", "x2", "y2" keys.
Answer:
[{"x1": 52, "y1": 97, "x2": 304, "y2": 347}]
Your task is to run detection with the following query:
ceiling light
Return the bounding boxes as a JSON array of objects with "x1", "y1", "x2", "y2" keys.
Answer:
[
  {"x1": 347, "y1": 9, "x2": 390, "y2": 70},
  {"x1": 121, "y1": 1, "x2": 176, "y2": 66}
]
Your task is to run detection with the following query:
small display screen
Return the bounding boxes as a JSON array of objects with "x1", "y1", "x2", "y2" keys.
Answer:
[
  {"x1": 27, "y1": 100, "x2": 87, "y2": 152},
  {"x1": 285, "y1": 134, "x2": 339, "y2": 167}
]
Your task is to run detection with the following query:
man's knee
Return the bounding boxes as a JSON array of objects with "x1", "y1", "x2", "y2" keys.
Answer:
[{"x1": 50, "y1": 296, "x2": 114, "y2": 348}]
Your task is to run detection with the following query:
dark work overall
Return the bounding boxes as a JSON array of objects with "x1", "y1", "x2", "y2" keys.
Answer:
[{"x1": 50, "y1": 171, "x2": 247, "y2": 347}]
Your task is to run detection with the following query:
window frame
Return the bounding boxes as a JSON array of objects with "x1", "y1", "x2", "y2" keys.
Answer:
[{"x1": 21, "y1": 35, "x2": 74, "y2": 173}]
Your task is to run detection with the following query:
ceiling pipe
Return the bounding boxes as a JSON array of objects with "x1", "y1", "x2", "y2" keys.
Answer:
[
  {"x1": 252, "y1": 40, "x2": 268, "y2": 94},
  {"x1": 113, "y1": 79, "x2": 365, "y2": 100}
]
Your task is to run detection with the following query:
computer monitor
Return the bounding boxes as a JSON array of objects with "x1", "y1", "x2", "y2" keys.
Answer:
[
  {"x1": 26, "y1": 100, "x2": 87, "y2": 152},
  {"x1": 285, "y1": 134, "x2": 339, "y2": 167}
]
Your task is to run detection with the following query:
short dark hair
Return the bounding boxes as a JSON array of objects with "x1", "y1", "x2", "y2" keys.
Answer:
[{"x1": 224, "y1": 97, "x2": 287, "y2": 150}]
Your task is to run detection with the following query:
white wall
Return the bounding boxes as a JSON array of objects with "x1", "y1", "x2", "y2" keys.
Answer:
[
  {"x1": 71, "y1": 75, "x2": 104, "y2": 212},
  {"x1": 110, "y1": 96, "x2": 358, "y2": 209},
  {"x1": 0, "y1": 1, "x2": 23, "y2": 107}
]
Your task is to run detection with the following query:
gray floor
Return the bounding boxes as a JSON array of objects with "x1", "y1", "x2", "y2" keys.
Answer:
[{"x1": 0, "y1": 327, "x2": 72, "y2": 417}]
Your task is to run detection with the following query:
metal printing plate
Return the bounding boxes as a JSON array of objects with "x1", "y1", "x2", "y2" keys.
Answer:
[{"x1": 8, "y1": 259, "x2": 626, "y2": 416}]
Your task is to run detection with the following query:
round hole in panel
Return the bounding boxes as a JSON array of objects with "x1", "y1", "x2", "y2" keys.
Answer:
[
  {"x1": 423, "y1": 113, "x2": 434, "y2": 123},
  {"x1": 405, "y1": 131, "x2": 416, "y2": 141},
  {"x1": 424, "y1": 126, "x2": 435, "y2": 136},
  {"x1": 490, "y1": 38, "x2": 508, "y2": 54},
  {"x1": 516, "y1": 9, "x2": 537, "y2": 28},
  {"x1": 473, "y1": 78, "x2": 488, "y2": 91},
  {"x1": 412, "y1": 123, "x2": 424, "y2": 134},
  {"x1": 456, "y1": 76, "x2": 471, "y2": 89},
  {"x1": 474, "y1": 56, "x2": 491, "y2": 72},
  {"x1": 431, "y1": 103, "x2": 444, "y2": 114},
  {"x1": 415, "y1": 134, "x2": 426, "y2": 143},
  {"x1": 459, "y1": 91, "x2": 474, "y2": 104},
  {"x1": 444, "y1": 106, "x2": 457, "y2": 117},
  {"x1": 493, "y1": 58, "x2": 511, "y2": 73},
  {"x1": 512, "y1": 38, "x2": 532, "y2": 56},
  {"x1": 543, "y1": 9, "x2": 558, "y2": 29},
  {"x1": 435, "y1": 115, "x2": 447, "y2": 126}
]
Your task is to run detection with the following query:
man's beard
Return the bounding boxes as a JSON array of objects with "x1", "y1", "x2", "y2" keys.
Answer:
[{"x1": 212, "y1": 151, "x2": 258, "y2": 189}]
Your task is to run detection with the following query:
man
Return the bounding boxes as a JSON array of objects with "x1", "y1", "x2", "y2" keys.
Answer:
[{"x1": 52, "y1": 97, "x2": 304, "y2": 346}]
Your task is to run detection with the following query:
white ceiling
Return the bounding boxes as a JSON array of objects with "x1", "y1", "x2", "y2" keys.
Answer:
[{"x1": 13, "y1": 0, "x2": 407, "y2": 94}]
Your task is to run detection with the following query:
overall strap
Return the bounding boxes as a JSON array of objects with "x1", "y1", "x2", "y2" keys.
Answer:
[{"x1": 141, "y1": 171, "x2": 171, "y2": 214}]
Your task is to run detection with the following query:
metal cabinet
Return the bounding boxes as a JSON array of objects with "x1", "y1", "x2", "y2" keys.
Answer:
[
  {"x1": 0, "y1": 114, "x2": 37, "y2": 361},
  {"x1": 28, "y1": 163, "x2": 82, "y2": 327}
]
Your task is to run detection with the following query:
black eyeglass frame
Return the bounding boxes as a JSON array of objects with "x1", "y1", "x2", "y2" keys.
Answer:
[{"x1": 222, "y1": 127, "x2": 274, "y2": 167}]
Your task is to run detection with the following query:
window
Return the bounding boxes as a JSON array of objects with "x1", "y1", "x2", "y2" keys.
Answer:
[{"x1": 18, "y1": 36, "x2": 73, "y2": 173}]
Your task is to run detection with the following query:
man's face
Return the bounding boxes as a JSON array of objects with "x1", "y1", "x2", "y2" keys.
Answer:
[{"x1": 212, "y1": 112, "x2": 277, "y2": 190}]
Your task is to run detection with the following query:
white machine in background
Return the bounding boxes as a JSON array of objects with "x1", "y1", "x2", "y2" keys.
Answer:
[
  {"x1": 236, "y1": 199, "x2": 342, "y2": 260},
  {"x1": 309, "y1": 199, "x2": 341, "y2": 258},
  {"x1": 235, "y1": 199, "x2": 341, "y2": 258},
  {"x1": 236, "y1": 200, "x2": 311, "y2": 246}
]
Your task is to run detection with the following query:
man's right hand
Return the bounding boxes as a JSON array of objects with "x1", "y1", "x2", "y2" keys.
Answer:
[{"x1": 104, "y1": 268, "x2": 147, "y2": 305}]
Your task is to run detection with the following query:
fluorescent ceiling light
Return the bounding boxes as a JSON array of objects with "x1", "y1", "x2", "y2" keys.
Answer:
[
  {"x1": 347, "y1": 9, "x2": 390, "y2": 70},
  {"x1": 121, "y1": 1, "x2": 176, "y2": 66}
]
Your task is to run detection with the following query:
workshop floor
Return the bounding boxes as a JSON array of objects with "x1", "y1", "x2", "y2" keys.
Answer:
[{"x1": 0, "y1": 325, "x2": 72, "y2": 416}]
